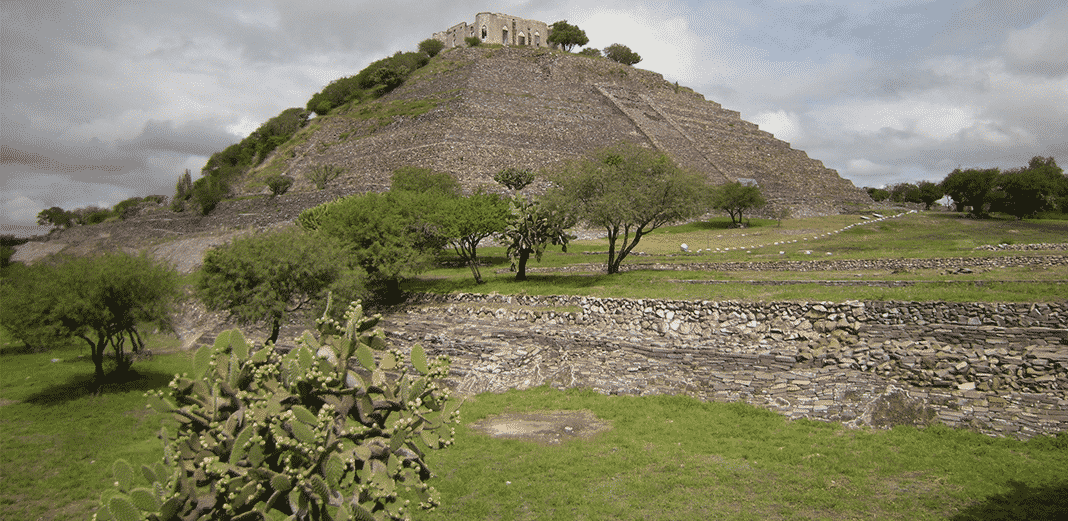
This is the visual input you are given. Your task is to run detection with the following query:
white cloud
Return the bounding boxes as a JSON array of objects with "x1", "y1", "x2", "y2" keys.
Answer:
[
  {"x1": 844, "y1": 158, "x2": 887, "y2": 176},
  {"x1": 570, "y1": 4, "x2": 702, "y2": 84},
  {"x1": 1, "y1": 194, "x2": 41, "y2": 224},
  {"x1": 752, "y1": 110, "x2": 804, "y2": 143},
  {"x1": 1001, "y1": 4, "x2": 1068, "y2": 76}
]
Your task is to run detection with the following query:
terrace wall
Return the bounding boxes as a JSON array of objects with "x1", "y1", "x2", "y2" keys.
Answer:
[{"x1": 385, "y1": 294, "x2": 1068, "y2": 438}]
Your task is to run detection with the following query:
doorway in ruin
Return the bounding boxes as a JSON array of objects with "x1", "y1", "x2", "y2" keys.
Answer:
[{"x1": 502, "y1": 28, "x2": 509, "y2": 45}]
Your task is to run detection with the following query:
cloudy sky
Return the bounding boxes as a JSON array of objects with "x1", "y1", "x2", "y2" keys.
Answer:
[{"x1": 3, "y1": 0, "x2": 1066, "y2": 234}]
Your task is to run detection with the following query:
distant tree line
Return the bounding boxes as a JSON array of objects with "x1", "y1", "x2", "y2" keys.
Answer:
[{"x1": 865, "y1": 156, "x2": 1067, "y2": 219}]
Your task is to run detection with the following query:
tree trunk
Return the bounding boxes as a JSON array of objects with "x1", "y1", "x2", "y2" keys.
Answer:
[
  {"x1": 268, "y1": 313, "x2": 282, "y2": 346},
  {"x1": 515, "y1": 249, "x2": 531, "y2": 281},
  {"x1": 606, "y1": 230, "x2": 619, "y2": 274}
]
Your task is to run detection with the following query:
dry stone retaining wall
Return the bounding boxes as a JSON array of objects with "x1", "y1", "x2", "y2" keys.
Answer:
[{"x1": 384, "y1": 294, "x2": 1068, "y2": 439}]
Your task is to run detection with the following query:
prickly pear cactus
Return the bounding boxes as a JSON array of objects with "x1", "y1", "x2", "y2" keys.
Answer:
[{"x1": 95, "y1": 297, "x2": 458, "y2": 521}]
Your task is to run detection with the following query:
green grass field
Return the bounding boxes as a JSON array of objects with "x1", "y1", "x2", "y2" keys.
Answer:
[
  {"x1": 412, "y1": 211, "x2": 1068, "y2": 302},
  {"x1": 2, "y1": 210, "x2": 1067, "y2": 520}
]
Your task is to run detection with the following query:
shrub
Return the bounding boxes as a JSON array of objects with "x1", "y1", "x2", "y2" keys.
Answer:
[
  {"x1": 112, "y1": 196, "x2": 146, "y2": 220},
  {"x1": 306, "y1": 164, "x2": 346, "y2": 190},
  {"x1": 578, "y1": 48, "x2": 602, "y2": 57},
  {"x1": 603, "y1": 43, "x2": 642, "y2": 65},
  {"x1": 419, "y1": 38, "x2": 445, "y2": 57},
  {"x1": 74, "y1": 206, "x2": 114, "y2": 225},
  {"x1": 464, "y1": 36, "x2": 481, "y2": 47},
  {"x1": 192, "y1": 175, "x2": 229, "y2": 215},
  {"x1": 493, "y1": 167, "x2": 535, "y2": 191},
  {"x1": 36, "y1": 206, "x2": 74, "y2": 228},
  {"x1": 266, "y1": 174, "x2": 294, "y2": 197},
  {"x1": 96, "y1": 298, "x2": 458, "y2": 521}
]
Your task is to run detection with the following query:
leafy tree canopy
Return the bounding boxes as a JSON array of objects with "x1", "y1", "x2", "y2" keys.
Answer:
[
  {"x1": 435, "y1": 190, "x2": 510, "y2": 284},
  {"x1": 197, "y1": 227, "x2": 348, "y2": 345},
  {"x1": 940, "y1": 167, "x2": 1000, "y2": 216},
  {"x1": 996, "y1": 156, "x2": 1066, "y2": 219},
  {"x1": 300, "y1": 190, "x2": 445, "y2": 302},
  {"x1": 0, "y1": 253, "x2": 179, "y2": 384},
  {"x1": 603, "y1": 43, "x2": 642, "y2": 65},
  {"x1": 419, "y1": 38, "x2": 446, "y2": 57},
  {"x1": 546, "y1": 143, "x2": 708, "y2": 274},
  {"x1": 548, "y1": 20, "x2": 589, "y2": 52},
  {"x1": 710, "y1": 181, "x2": 767, "y2": 226}
]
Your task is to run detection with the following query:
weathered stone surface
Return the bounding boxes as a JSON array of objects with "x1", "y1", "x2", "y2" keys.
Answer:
[
  {"x1": 252, "y1": 46, "x2": 872, "y2": 217},
  {"x1": 374, "y1": 294, "x2": 1067, "y2": 439}
]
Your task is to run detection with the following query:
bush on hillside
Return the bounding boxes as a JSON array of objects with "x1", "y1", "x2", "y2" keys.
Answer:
[
  {"x1": 266, "y1": 174, "x2": 294, "y2": 197},
  {"x1": 419, "y1": 38, "x2": 445, "y2": 57}
]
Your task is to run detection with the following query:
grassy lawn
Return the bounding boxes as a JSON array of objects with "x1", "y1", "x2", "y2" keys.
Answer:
[
  {"x1": 3, "y1": 333, "x2": 1065, "y2": 520},
  {"x1": 0, "y1": 331, "x2": 187, "y2": 521},
  {"x1": 411, "y1": 211, "x2": 1068, "y2": 302},
  {"x1": 422, "y1": 387, "x2": 1068, "y2": 521}
]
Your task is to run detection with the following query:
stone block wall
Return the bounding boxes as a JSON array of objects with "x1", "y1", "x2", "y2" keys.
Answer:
[{"x1": 415, "y1": 293, "x2": 1068, "y2": 395}]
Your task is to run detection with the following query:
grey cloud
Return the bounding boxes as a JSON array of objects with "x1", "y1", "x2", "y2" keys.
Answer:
[{"x1": 117, "y1": 119, "x2": 240, "y2": 157}]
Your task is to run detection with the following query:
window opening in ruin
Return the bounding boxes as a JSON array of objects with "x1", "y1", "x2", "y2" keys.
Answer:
[
  {"x1": 502, "y1": 28, "x2": 509, "y2": 44},
  {"x1": 481, "y1": 26, "x2": 487, "y2": 40},
  {"x1": 518, "y1": 33, "x2": 526, "y2": 45},
  {"x1": 534, "y1": 33, "x2": 541, "y2": 46}
]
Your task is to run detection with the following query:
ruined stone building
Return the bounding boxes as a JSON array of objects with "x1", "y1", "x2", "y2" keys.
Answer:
[{"x1": 434, "y1": 13, "x2": 551, "y2": 49}]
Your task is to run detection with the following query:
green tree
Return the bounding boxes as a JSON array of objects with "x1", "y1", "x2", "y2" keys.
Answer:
[
  {"x1": 603, "y1": 43, "x2": 642, "y2": 65},
  {"x1": 302, "y1": 192, "x2": 442, "y2": 302},
  {"x1": 436, "y1": 190, "x2": 510, "y2": 284},
  {"x1": 711, "y1": 181, "x2": 767, "y2": 226},
  {"x1": 419, "y1": 38, "x2": 446, "y2": 57},
  {"x1": 998, "y1": 156, "x2": 1066, "y2": 219},
  {"x1": 502, "y1": 195, "x2": 573, "y2": 281},
  {"x1": 548, "y1": 20, "x2": 589, "y2": 52},
  {"x1": 546, "y1": 143, "x2": 707, "y2": 274},
  {"x1": 493, "y1": 167, "x2": 536, "y2": 191},
  {"x1": 197, "y1": 227, "x2": 348, "y2": 345},
  {"x1": 940, "y1": 167, "x2": 999, "y2": 216},
  {"x1": 916, "y1": 180, "x2": 945, "y2": 210},
  {"x1": 866, "y1": 187, "x2": 890, "y2": 202},
  {"x1": 36, "y1": 206, "x2": 74, "y2": 229},
  {"x1": 0, "y1": 253, "x2": 179, "y2": 384},
  {"x1": 464, "y1": 36, "x2": 481, "y2": 47},
  {"x1": 578, "y1": 48, "x2": 602, "y2": 57},
  {"x1": 888, "y1": 182, "x2": 921, "y2": 204},
  {"x1": 191, "y1": 174, "x2": 229, "y2": 215}
]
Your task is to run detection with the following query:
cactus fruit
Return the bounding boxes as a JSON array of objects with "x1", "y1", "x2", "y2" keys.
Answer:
[{"x1": 96, "y1": 296, "x2": 458, "y2": 521}]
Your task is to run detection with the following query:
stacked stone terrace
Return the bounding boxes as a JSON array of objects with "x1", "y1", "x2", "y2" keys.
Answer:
[
  {"x1": 379, "y1": 294, "x2": 1067, "y2": 439},
  {"x1": 270, "y1": 47, "x2": 870, "y2": 216}
]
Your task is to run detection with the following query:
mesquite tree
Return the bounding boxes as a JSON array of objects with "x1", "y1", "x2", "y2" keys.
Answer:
[
  {"x1": 0, "y1": 252, "x2": 178, "y2": 384},
  {"x1": 197, "y1": 228, "x2": 349, "y2": 345},
  {"x1": 546, "y1": 143, "x2": 708, "y2": 274}
]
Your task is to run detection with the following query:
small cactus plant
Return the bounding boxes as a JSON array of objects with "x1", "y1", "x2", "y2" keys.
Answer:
[{"x1": 96, "y1": 296, "x2": 458, "y2": 521}]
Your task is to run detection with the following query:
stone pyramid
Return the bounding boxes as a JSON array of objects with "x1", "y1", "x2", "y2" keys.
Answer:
[{"x1": 254, "y1": 46, "x2": 871, "y2": 216}]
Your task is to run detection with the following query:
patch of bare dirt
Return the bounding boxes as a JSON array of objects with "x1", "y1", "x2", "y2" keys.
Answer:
[{"x1": 468, "y1": 409, "x2": 611, "y2": 444}]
